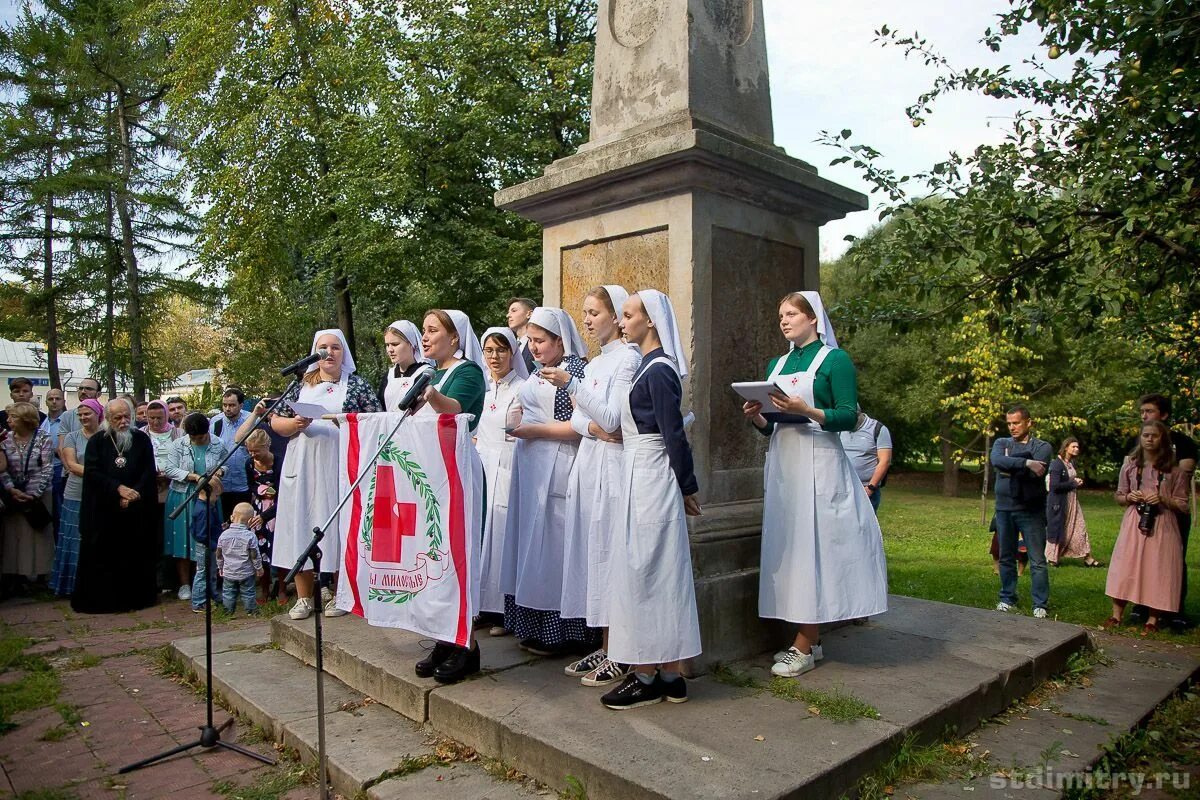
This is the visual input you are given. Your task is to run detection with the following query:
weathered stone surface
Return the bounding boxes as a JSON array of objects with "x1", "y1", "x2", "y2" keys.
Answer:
[{"x1": 370, "y1": 763, "x2": 540, "y2": 800}]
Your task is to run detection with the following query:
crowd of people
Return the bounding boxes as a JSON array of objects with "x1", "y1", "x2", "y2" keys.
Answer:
[
  {"x1": 0, "y1": 288, "x2": 1195, "y2": 711},
  {"x1": 988, "y1": 395, "x2": 1196, "y2": 634}
]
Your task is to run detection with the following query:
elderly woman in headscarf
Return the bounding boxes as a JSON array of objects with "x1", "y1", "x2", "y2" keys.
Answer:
[
  {"x1": 474, "y1": 325, "x2": 529, "y2": 637},
  {"x1": 378, "y1": 319, "x2": 426, "y2": 411},
  {"x1": 72, "y1": 399, "x2": 159, "y2": 613},
  {"x1": 742, "y1": 291, "x2": 888, "y2": 679},
  {"x1": 541, "y1": 286, "x2": 642, "y2": 688},
  {"x1": 410, "y1": 309, "x2": 488, "y2": 683},
  {"x1": 598, "y1": 290, "x2": 702, "y2": 711},
  {"x1": 49, "y1": 398, "x2": 105, "y2": 597},
  {"x1": 500, "y1": 307, "x2": 595, "y2": 660},
  {"x1": 272, "y1": 328, "x2": 382, "y2": 621}
]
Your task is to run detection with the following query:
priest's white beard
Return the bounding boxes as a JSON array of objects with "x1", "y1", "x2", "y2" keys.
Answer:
[{"x1": 105, "y1": 426, "x2": 133, "y2": 452}]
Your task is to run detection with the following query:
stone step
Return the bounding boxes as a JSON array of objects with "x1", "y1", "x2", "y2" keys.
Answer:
[
  {"x1": 267, "y1": 595, "x2": 1091, "y2": 798},
  {"x1": 902, "y1": 634, "x2": 1200, "y2": 798},
  {"x1": 169, "y1": 624, "x2": 539, "y2": 799}
]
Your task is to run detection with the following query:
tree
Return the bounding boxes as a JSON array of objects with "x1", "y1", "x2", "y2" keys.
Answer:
[{"x1": 819, "y1": 0, "x2": 1199, "y2": 395}]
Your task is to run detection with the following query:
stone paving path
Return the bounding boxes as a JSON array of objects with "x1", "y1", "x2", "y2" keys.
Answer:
[{"x1": 0, "y1": 595, "x2": 316, "y2": 799}]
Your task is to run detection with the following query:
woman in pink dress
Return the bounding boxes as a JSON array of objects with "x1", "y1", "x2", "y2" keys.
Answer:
[{"x1": 1103, "y1": 421, "x2": 1189, "y2": 634}]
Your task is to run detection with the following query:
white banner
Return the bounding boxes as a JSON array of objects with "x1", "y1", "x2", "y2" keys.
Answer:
[{"x1": 335, "y1": 413, "x2": 482, "y2": 647}]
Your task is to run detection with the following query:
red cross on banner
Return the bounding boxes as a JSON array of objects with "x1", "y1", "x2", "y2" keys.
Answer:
[{"x1": 371, "y1": 464, "x2": 418, "y2": 564}]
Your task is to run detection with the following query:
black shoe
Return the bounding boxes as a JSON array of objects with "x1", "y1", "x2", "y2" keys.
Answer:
[
  {"x1": 522, "y1": 639, "x2": 568, "y2": 657},
  {"x1": 1169, "y1": 616, "x2": 1194, "y2": 634},
  {"x1": 657, "y1": 674, "x2": 688, "y2": 704},
  {"x1": 601, "y1": 674, "x2": 664, "y2": 710},
  {"x1": 1129, "y1": 607, "x2": 1148, "y2": 626},
  {"x1": 433, "y1": 644, "x2": 480, "y2": 684},
  {"x1": 415, "y1": 642, "x2": 455, "y2": 678}
]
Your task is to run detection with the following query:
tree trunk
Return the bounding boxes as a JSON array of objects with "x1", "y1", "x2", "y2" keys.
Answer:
[
  {"x1": 980, "y1": 434, "x2": 991, "y2": 524},
  {"x1": 42, "y1": 137, "x2": 61, "y2": 390},
  {"x1": 940, "y1": 414, "x2": 959, "y2": 497},
  {"x1": 103, "y1": 94, "x2": 117, "y2": 397},
  {"x1": 114, "y1": 88, "x2": 146, "y2": 402}
]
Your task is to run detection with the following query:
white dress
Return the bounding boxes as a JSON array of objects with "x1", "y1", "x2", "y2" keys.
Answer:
[
  {"x1": 759, "y1": 346, "x2": 889, "y2": 623},
  {"x1": 560, "y1": 340, "x2": 641, "y2": 625},
  {"x1": 272, "y1": 378, "x2": 349, "y2": 572},
  {"x1": 504, "y1": 365, "x2": 581, "y2": 611},
  {"x1": 382, "y1": 366, "x2": 421, "y2": 412},
  {"x1": 475, "y1": 371, "x2": 522, "y2": 614},
  {"x1": 606, "y1": 356, "x2": 702, "y2": 665}
]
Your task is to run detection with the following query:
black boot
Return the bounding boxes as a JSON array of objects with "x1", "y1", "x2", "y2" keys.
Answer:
[
  {"x1": 433, "y1": 644, "x2": 480, "y2": 684},
  {"x1": 415, "y1": 642, "x2": 455, "y2": 678}
]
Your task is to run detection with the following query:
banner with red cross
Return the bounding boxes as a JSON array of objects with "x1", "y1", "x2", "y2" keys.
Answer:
[{"x1": 334, "y1": 413, "x2": 482, "y2": 646}]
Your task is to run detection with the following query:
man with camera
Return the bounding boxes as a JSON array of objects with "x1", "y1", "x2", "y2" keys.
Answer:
[
  {"x1": 990, "y1": 404, "x2": 1054, "y2": 618},
  {"x1": 1129, "y1": 394, "x2": 1196, "y2": 631}
]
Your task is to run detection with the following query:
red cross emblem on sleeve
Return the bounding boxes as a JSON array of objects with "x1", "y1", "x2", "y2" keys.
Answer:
[
  {"x1": 370, "y1": 465, "x2": 418, "y2": 564},
  {"x1": 489, "y1": 403, "x2": 497, "y2": 412},
  {"x1": 791, "y1": 377, "x2": 799, "y2": 386}
]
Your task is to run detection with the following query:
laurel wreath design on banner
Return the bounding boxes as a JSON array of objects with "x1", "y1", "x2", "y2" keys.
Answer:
[{"x1": 359, "y1": 437, "x2": 445, "y2": 605}]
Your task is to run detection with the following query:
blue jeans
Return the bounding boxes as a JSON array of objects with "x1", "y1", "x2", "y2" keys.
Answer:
[
  {"x1": 222, "y1": 577, "x2": 258, "y2": 614},
  {"x1": 869, "y1": 486, "x2": 882, "y2": 512},
  {"x1": 191, "y1": 544, "x2": 218, "y2": 609},
  {"x1": 996, "y1": 509, "x2": 1049, "y2": 610}
]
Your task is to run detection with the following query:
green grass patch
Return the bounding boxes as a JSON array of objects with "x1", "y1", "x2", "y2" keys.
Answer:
[
  {"x1": 38, "y1": 724, "x2": 71, "y2": 742},
  {"x1": 708, "y1": 662, "x2": 760, "y2": 689},
  {"x1": 767, "y1": 679, "x2": 880, "y2": 722},
  {"x1": 1081, "y1": 689, "x2": 1200, "y2": 798},
  {"x1": 212, "y1": 761, "x2": 313, "y2": 800},
  {"x1": 851, "y1": 732, "x2": 989, "y2": 799},
  {"x1": 877, "y1": 486, "x2": 1200, "y2": 646},
  {"x1": 560, "y1": 774, "x2": 588, "y2": 800},
  {"x1": 64, "y1": 652, "x2": 102, "y2": 671},
  {"x1": 0, "y1": 627, "x2": 62, "y2": 735}
]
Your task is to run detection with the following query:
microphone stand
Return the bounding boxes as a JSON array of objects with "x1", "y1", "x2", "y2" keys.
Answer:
[
  {"x1": 120, "y1": 372, "x2": 307, "y2": 774},
  {"x1": 284, "y1": 378, "x2": 430, "y2": 800}
]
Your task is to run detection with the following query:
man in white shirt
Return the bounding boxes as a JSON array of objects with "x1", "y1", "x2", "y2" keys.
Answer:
[{"x1": 838, "y1": 409, "x2": 893, "y2": 513}]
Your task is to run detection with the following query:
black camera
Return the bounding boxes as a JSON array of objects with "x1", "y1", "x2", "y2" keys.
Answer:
[{"x1": 1135, "y1": 501, "x2": 1157, "y2": 534}]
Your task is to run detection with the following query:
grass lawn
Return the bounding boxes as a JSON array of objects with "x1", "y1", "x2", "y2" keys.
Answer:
[{"x1": 878, "y1": 482, "x2": 1200, "y2": 647}]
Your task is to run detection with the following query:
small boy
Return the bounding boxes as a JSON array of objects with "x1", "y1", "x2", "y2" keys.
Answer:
[{"x1": 216, "y1": 503, "x2": 264, "y2": 616}]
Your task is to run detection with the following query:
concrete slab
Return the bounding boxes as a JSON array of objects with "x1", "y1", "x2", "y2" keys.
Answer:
[
  {"x1": 172, "y1": 623, "x2": 272, "y2": 659},
  {"x1": 429, "y1": 657, "x2": 903, "y2": 800},
  {"x1": 369, "y1": 763, "x2": 540, "y2": 800},
  {"x1": 272, "y1": 613, "x2": 536, "y2": 723}
]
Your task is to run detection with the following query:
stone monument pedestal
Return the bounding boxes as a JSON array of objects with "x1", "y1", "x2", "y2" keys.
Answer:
[{"x1": 496, "y1": 0, "x2": 867, "y2": 667}]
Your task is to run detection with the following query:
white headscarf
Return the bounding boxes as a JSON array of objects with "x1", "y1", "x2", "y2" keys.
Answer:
[
  {"x1": 386, "y1": 320, "x2": 423, "y2": 365},
  {"x1": 793, "y1": 291, "x2": 839, "y2": 349},
  {"x1": 445, "y1": 310, "x2": 486, "y2": 375},
  {"x1": 529, "y1": 306, "x2": 586, "y2": 359},
  {"x1": 637, "y1": 290, "x2": 689, "y2": 380},
  {"x1": 601, "y1": 285, "x2": 630, "y2": 322},
  {"x1": 479, "y1": 326, "x2": 530, "y2": 383},
  {"x1": 308, "y1": 328, "x2": 355, "y2": 379}
]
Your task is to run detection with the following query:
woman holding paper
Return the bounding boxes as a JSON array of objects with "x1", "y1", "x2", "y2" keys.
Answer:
[
  {"x1": 742, "y1": 291, "x2": 887, "y2": 678},
  {"x1": 410, "y1": 308, "x2": 488, "y2": 683},
  {"x1": 272, "y1": 329, "x2": 382, "y2": 621},
  {"x1": 503, "y1": 307, "x2": 593, "y2": 658},
  {"x1": 542, "y1": 285, "x2": 641, "y2": 687},
  {"x1": 599, "y1": 290, "x2": 702, "y2": 710},
  {"x1": 473, "y1": 326, "x2": 527, "y2": 635},
  {"x1": 377, "y1": 320, "x2": 425, "y2": 411}
]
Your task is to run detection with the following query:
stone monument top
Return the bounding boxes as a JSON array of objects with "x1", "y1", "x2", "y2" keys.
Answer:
[{"x1": 588, "y1": 0, "x2": 773, "y2": 149}]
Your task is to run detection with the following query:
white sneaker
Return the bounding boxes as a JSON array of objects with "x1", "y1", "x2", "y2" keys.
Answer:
[
  {"x1": 322, "y1": 587, "x2": 347, "y2": 617},
  {"x1": 996, "y1": 602, "x2": 1016, "y2": 613},
  {"x1": 177, "y1": 585, "x2": 192, "y2": 601},
  {"x1": 1033, "y1": 607, "x2": 1048, "y2": 619},
  {"x1": 289, "y1": 597, "x2": 314, "y2": 620},
  {"x1": 774, "y1": 644, "x2": 823, "y2": 663},
  {"x1": 771, "y1": 647, "x2": 816, "y2": 678},
  {"x1": 564, "y1": 648, "x2": 608, "y2": 677}
]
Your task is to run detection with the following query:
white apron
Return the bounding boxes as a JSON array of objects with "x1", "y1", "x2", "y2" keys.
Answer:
[
  {"x1": 560, "y1": 344, "x2": 638, "y2": 625},
  {"x1": 504, "y1": 371, "x2": 579, "y2": 611},
  {"x1": 607, "y1": 357, "x2": 702, "y2": 665},
  {"x1": 273, "y1": 377, "x2": 349, "y2": 571},
  {"x1": 382, "y1": 366, "x2": 418, "y2": 412},
  {"x1": 759, "y1": 346, "x2": 888, "y2": 623},
  {"x1": 475, "y1": 372, "x2": 521, "y2": 614}
]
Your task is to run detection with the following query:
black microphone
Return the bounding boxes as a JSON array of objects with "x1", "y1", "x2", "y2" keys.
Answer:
[
  {"x1": 398, "y1": 366, "x2": 436, "y2": 412},
  {"x1": 279, "y1": 348, "x2": 330, "y2": 376}
]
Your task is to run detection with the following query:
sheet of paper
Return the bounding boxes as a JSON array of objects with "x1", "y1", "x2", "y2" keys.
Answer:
[
  {"x1": 287, "y1": 400, "x2": 330, "y2": 419},
  {"x1": 731, "y1": 381, "x2": 787, "y2": 406}
]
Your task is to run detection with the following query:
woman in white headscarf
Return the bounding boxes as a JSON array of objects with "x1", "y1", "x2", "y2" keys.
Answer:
[
  {"x1": 542, "y1": 286, "x2": 642, "y2": 687},
  {"x1": 272, "y1": 329, "x2": 382, "y2": 621},
  {"x1": 411, "y1": 309, "x2": 488, "y2": 684},
  {"x1": 377, "y1": 320, "x2": 425, "y2": 411},
  {"x1": 600, "y1": 289, "x2": 702, "y2": 711},
  {"x1": 474, "y1": 326, "x2": 528, "y2": 636},
  {"x1": 742, "y1": 291, "x2": 888, "y2": 679},
  {"x1": 502, "y1": 307, "x2": 595, "y2": 657}
]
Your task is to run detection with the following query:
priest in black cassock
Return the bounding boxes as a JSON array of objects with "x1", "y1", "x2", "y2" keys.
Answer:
[{"x1": 72, "y1": 399, "x2": 159, "y2": 614}]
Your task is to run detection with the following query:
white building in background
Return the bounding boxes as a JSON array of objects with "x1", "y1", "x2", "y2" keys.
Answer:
[
  {"x1": 0, "y1": 338, "x2": 106, "y2": 409},
  {"x1": 164, "y1": 368, "x2": 217, "y2": 396}
]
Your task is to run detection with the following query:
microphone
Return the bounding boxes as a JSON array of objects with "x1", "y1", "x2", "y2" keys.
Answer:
[
  {"x1": 398, "y1": 366, "x2": 436, "y2": 412},
  {"x1": 280, "y1": 348, "x2": 330, "y2": 377}
]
